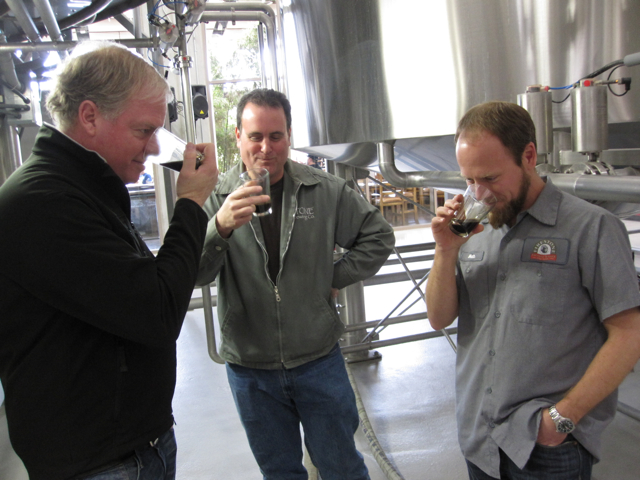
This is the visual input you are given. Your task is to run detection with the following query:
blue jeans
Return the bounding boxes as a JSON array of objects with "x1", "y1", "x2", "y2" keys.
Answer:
[
  {"x1": 78, "y1": 428, "x2": 177, "y2": 480},
  {"x1": 226, "y1": 344, "x2": 370, "y2": 480},
  {"x1": 466, "y1": 437, "x2": 593, "y2": 480}
]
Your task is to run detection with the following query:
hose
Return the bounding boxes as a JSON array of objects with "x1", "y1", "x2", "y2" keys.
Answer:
[
  {"x1": 345, "y1": 360, "x2": 406, "y2": 480},
  {"x1": 302, "y1": 359, "x2": 406, "y2": 480}
]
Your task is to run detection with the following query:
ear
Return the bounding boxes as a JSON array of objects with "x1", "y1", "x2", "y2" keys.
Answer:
[
  {"x1": 235, "y1": 126, "x2": 241, "y2": 145},
  {"x1": 522, "y1": 141, "x2": 537, "y2": 169},
  {"x1": 76, "y1": 100, "x2": 100, "y2": 137}
]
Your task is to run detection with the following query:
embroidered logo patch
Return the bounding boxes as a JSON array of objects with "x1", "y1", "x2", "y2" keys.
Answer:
[
  {"x1": 296, "y1": 206, "x2": 315, "y2": 220},
  {"x1": 530, "y1": 239, "x2": 557, "y2": 261},
  {"x1": 521, "y1": 237, "x2": 569, "y2": 265}
]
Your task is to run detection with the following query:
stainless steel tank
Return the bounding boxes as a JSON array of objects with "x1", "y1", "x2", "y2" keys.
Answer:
[{"x1": 281, "y1": 0, "x2": 640, "y2": 169}]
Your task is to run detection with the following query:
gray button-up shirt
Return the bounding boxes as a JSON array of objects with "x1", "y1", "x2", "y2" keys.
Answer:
[{"x1": 455, "y1": 179, "x2": 640, "y2": 477}]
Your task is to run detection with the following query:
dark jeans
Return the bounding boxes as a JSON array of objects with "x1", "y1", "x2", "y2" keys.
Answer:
[
  {"x1": 226, "y1": 344, "x2": 370, "y2": 480},
  {"x1": 466, "y1": 438, "x2": 593, "y2": 480},
  {"x1": 79, "y1": 428, "x2": 177, "y2": 480}
]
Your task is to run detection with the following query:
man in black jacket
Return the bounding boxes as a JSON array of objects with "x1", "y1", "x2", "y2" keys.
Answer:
[{"x1": 0, "y1": 42, "x2": 218, "y2": 479}]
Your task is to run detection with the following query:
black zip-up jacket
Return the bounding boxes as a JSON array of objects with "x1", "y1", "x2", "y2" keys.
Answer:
[{"x1": 0, "y1": 125, "x2": 207, "y2": 479}]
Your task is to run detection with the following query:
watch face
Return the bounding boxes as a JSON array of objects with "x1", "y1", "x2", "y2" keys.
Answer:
[{"x1": 557, "y1": 418, "x2": 575, "y2": 434}]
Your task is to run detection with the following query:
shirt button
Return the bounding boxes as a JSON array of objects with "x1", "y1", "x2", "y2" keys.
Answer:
[
  {"x1": 489, "y1": 422, "x2": 495, "y2": 428},
  {"x1": 215, "y1": 246, "x2": 222, "y2": 251},
  {"x1": 489, "y1": 350, "x2": 495, "y2": 356},
  {"x1": 499, "y1": 273, "x2": 506, "y2": 281},
  {"x1": 537, "y1": 271, "x2": 542, "y2": 277},
  {"x1": 494, "y1": 311, "x2": 501, "y2": 318},
  {"x1": 486, "y1": 387, "x2": 492, "y2": 394}
]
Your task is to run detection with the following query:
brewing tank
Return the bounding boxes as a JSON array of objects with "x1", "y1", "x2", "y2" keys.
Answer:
[{"x1": 281, "y1": 0, "x2": 640, "y2": 167}]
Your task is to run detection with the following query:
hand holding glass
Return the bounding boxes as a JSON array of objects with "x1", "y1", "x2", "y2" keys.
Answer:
[
  {"x1": 144, "y1": 127, "x2": 204, "y2": 171},
  {"x1": 239, "y1": 168, "x2": 272, "y2": 217},
  {"x1": 449, "y1": 184, "x2": 497, "y2": 237}
]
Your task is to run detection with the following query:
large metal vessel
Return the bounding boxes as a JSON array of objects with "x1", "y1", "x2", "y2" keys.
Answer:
[{"x1": 281, "y1": 0, "x2": 640, "y2": 183}]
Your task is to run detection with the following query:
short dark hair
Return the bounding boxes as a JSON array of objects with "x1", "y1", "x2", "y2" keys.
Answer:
[
  {"x1": 454, "y1": 101, "x2": 536, "y2": 166},
  {"x1": 236, "y1": 88, "x2": 292, "y2": 133}
]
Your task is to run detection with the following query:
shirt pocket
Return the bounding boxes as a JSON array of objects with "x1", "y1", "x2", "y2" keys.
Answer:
[
  {"x1": 460, "y1": 250, "x2": 489, "y2": 319},
  {"x1": 509, "y1": 262, "x2": 570, "y2": 326}
]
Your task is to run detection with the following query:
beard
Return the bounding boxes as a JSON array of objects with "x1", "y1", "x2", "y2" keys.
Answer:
[{"x1": 488, "y1": 169, "x2": 531, "y2": 229}]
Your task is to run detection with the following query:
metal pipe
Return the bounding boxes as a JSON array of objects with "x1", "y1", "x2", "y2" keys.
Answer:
[
  {"x1": 146, "y1": 0, "x2": 164, "y2": 69},
  {"x1": 201, "y1": 284, "x2": 225, "y2": 364},
  {"x1": 0, "y1": 34, "x2": 21, "y2": 91},
  {"x1": 201, "y1": 11, "x2": 278, "y2": 90},
  {"x1": 257, "y1": 23, "x2": 267, "y2": 87},
  {"x1": 343, "y1": 312, "x2": 429, "y2": 333},
  {"x1": 204, "y1": 2, "x2": 275, "y2": 18},
  {"x1": 546, "y1": 173, "x2": 640, "y2": 203},
  {"x1": 176, "y1": 26, "x2": 196, "y2": 142},
  {"x1": 617, "y1": 401, "x2": 640, "y2": 422},
  {"x1": 378, "y1": 141, "x2": 640, "y2": 203},
  {"x1": 95, "y1": 0, "x2": 148, "y2": 24},
  {"x1": 340, "y1": 328, "x2": 458, "y2": 355},
  {"x1": 1, "y1": 120, "x2": 23, "y2": 185},
  {"x1": 32, "y1": 0, "x2": 67, "y2": 59},
  {"x1": 0, "y1": 38, "x2": 157, "y2": 53},
  {"x1": 377, "y1": 141, "x2": 466, "y2": 190},
  {"x1": 187, "y1": 295, "x2": 217, "y2": 311},
  {"x1": 5, "y1": 0, "x2": 41, "y2": 43}
]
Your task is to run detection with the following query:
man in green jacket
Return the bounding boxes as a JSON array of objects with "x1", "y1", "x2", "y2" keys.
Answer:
[{"x1": 197, "y1": 89, "x2": 395, "y2": 479}]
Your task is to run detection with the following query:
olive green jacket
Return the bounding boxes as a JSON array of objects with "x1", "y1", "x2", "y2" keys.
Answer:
[{"x1": 197, "y1": 160, "x2": 395, "y2": 368}]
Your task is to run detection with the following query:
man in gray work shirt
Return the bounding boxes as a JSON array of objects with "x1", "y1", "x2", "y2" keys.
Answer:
[{"x1": 426, "y1": 101, "x2": 640, "y2": 479}]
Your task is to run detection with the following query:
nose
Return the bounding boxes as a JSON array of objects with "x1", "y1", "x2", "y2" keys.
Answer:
[{"x1": 260, "y1": 138, "x2": 273, "y2": 155}]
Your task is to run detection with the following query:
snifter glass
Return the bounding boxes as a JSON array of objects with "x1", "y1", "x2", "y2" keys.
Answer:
[
  {"x1": 239, "y1": 167, "x2": 272, "y2": 217},
  {"x1": 449, "y1": 184, "x2": 497, "y2": 237},
  {"x1": 144, "y1": 127, "x2": 204, "y2": 171}
]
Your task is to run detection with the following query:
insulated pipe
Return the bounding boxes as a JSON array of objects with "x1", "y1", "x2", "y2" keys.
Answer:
[
  {"x1": 201, "y1": 11, "x2": 279, "y2": 90},
  {"x1": 32, "y1": 0, "x2": 68, "y2": 59},
  {"x1": 545, "y1": 173, "x2": 640, "y2": 203},
  {"x1": 32, "y1": 0, "x2": 64, "y2": 42},
  {"x1": 5, "y1": 0, "x2": 41, "y2": 43},
  {"x1": 378, "y1": 141, "x2": 640, "y2": 203},
  {"x1": 377, "y1": 141, "x2": 467, "y2": 190},
  {"x1": 0, "y1": 38, "x2": 156, "y2": 53}
]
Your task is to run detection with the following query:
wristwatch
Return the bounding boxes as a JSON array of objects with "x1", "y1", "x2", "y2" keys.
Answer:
[{"x1": 548, "y1": 405, "x2": 575, "y2": 434}]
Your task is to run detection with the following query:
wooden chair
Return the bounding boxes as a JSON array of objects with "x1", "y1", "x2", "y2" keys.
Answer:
[
  {"x1": 401, "y1": 188, "x2": 420, "y2": 224},
  {"x1": 378, "y1": 187, "x2": 405, "y2": 224}
]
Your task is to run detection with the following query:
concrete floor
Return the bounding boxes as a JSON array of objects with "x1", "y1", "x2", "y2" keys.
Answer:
[{"x1": 2, "y1": 223, "x2": 640, "y2": 479}]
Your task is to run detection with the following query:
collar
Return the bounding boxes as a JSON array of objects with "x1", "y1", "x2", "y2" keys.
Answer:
[
  {"x1": 42, "y1": 123, "x2": 108, "y2": 164},
  {"x1": 29, "y1": 124, "x2": 132, "y2": 216},
  {"x1": 516, "y1": 177, "x2": 562, "y2": 227}
]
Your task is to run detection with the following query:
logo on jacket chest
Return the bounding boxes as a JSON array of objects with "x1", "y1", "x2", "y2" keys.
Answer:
[{"x1": 296, "y1": 206, "x2": 315, "y2": 220}]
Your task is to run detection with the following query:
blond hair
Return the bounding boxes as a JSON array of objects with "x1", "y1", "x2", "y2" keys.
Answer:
[{"x1": 46, "y1": 42, "x2": 170, "y2": 130}]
